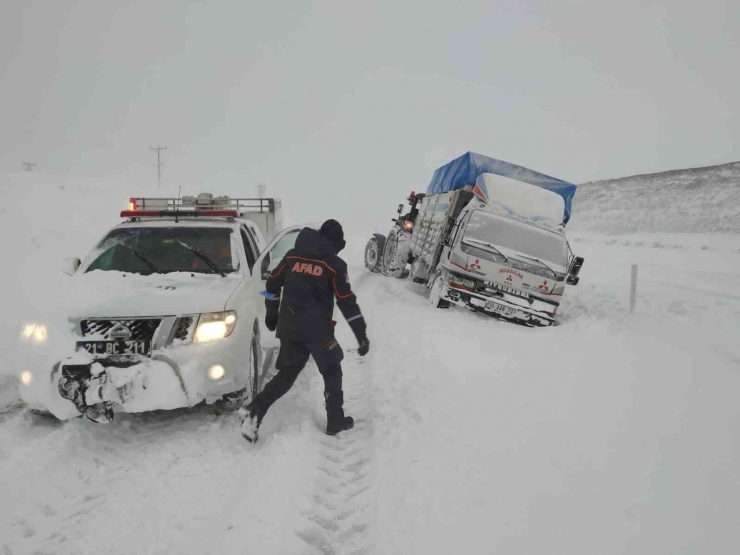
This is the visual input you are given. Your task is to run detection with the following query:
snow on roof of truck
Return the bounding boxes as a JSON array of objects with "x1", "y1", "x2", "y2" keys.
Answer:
[{"x1": 426, "y1": 152, "x2": 577, "y2": 225}]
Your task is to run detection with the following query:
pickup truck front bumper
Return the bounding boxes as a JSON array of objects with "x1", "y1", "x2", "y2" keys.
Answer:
[{"x1": 19, "y1": 330, "x2": 251, "y2": 421}]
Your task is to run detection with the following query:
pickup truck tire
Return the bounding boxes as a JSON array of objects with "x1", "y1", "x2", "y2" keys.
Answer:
[
  {"x1": 248, "y1": 326, "x2": 262, "y2": 402},
  {"x1": 220, "y1": 327, "x2": 262, "y2": 411},
  {"x1": 382, "y1": 229, "x2": 411, "y2": 279},
  {"x1": 364, "y1": 234, "x2": 386, "y2": 273}
]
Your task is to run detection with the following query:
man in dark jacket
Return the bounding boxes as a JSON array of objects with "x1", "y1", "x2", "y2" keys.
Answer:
[{"x1": 239, "y1": 219, "x2": 370, "y2": 443}]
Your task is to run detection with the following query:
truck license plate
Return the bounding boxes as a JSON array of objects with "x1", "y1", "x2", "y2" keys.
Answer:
[
  {"x1": 485, "y1": 301, "x2": 515, "y2": 316},
  {"x1": 76, "y1": 340, "x2": 151, "y2": 356}
]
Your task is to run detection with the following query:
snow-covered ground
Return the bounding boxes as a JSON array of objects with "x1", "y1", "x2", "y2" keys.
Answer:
[{"x1": 2, "y1": 173, "x2": 740, "y2": 554}]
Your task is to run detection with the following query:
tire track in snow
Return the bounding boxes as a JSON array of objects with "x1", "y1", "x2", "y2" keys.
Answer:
[
  {"x1": 293, "y1": 357, "x2": 376, "y2": 555},
  {"x1": 292, "y1": 267, "x2": 378, "y2": 555}
]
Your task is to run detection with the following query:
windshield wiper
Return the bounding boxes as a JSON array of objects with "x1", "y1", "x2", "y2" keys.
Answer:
[
  {"x1": 119, "y1": 244, "x2": 161, "y2": 274},
  {"x1": 463, "y1": 238, "x2": 509, "y2": 261},
  {"x1": 176, "y1": 240, "x2": 226, "y2": 278},
  {"x1": 513, "y1": 254, "x2": 559, "y2": 276}
]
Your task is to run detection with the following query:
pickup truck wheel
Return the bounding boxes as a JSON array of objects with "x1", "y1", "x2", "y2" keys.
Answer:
[
  {"x1": 364, "y1": 234, "x2": 386, "y2": 273},
  {"x1": 219, "y1": 330, "x2": 262, "y2": 411},
  {"x1": 382, "y1": 229, "x2": 411, "y2": 278},
  {"x1": 247, "y1": 333, "x2": 261, "y2": 402}
]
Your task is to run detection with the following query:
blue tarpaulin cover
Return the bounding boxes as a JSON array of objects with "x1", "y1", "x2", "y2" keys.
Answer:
[{"x1": 427, "y1": 152, "x2": 577, "y2": 224}]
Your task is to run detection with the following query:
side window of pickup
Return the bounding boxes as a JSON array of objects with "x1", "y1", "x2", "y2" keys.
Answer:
[{"x1": 240, "y1": 228, "x2": 258, "y2": 272}]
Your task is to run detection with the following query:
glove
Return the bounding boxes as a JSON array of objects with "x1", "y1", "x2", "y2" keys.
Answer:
[
  {"x1": 357, "y1": 337, "x2": 370, "y2": 357},
  {"x1": 265, "y1": 314, "x2": 278, "y2": 332}
]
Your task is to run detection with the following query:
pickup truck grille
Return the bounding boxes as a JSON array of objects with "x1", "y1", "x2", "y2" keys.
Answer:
[{"x1": 80, "y1": 319, "x2": 162, "y2": 341}]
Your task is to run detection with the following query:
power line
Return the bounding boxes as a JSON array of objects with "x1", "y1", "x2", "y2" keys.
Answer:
[{"x1": 149, "y1": 146, "x2": 167, "y2": 188}]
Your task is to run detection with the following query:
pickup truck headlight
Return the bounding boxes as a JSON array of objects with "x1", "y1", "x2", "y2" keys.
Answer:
[
  {"x1": 195, "y1": 311, "x2": 237, "y2": 343},
  {"x1": 21, "y1": 323, "x2": 48, "y2": 344}
]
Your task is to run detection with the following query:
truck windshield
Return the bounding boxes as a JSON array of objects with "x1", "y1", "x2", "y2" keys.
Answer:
[
  {"x1": 86, "y1": 227, "x2": 236, "y2": 276},
  {"x1": 464, "y1": 211, "x2": 568, "y2": 269}
]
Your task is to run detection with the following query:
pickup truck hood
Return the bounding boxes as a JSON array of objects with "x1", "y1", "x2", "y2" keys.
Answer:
[{"x1": 65, "y1": 271, "x2": 244, "y2": 318}]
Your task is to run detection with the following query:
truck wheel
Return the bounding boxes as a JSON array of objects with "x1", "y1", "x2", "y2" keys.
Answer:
[
  {"x1": 409, "y1": 259, "x2": 428, "y2": 284},
  {"x1": 382, "y1": 229, "x2": 411, "y2": 278},
  {"x1": 428, "y1": 273, "x2": 451, "y2": 309},
  {"x1": 364, "y1": 234, "x2": 386, "y2": 273}
]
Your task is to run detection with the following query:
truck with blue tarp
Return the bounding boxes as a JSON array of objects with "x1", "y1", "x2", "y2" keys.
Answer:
[{"x1": 363, "y1": 152, "x2": 584, "y2": 327}]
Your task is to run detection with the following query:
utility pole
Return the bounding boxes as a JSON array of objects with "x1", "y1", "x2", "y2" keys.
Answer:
[
  {"x1": 22, "y1": 162, "x2": 37, "y2": 172},
  {"x1": 149, "y1": 146, "x2": 167, "y2": 188}
]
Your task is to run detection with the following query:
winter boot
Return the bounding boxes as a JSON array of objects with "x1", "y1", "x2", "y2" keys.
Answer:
[
  {"x1": 326, "y1": 416, "x2": 354, "y2": 436},
  {"x1": 238, "y1": 403, "x2": 263, "y2": 444}
]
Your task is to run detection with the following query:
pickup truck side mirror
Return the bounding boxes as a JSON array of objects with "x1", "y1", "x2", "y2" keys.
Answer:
[
  {"x1": 569, "y1": 256, "x2": 584, "y2": 277},
  {"x1": 566, "y1": 275, "x2": 580, "y2": 286},
  {"x1": 260, "y1": 254, "x2": 271, "y2": 280},
  {"x1": 62, "y1": 257, "x2": 81, "y2": 276}
]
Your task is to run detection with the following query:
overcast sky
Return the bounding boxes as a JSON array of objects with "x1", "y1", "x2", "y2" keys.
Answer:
[{"x1": 1, "y1": 0, "x2": 738, "y2": 229}]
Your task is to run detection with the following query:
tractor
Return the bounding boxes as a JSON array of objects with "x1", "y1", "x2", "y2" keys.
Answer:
[{"x1": 364, "y1": 191, "x2": 425, "y2": 277}]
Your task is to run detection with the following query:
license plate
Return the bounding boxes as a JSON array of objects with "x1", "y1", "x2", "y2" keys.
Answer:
[
  {"x1": 485, "y1": 301, "x2": 516, "y2": 316},
  {"x1": 76, "y1": 340, "x2": 151, "y2": 356}
]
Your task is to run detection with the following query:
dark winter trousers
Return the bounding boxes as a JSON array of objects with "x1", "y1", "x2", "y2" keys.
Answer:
[{"x1": 250, "y1": 339, "x2": 345, "y2": 424}]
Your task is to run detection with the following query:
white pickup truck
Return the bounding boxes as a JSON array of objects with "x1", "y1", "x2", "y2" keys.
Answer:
[
  {"x1": 17, "y1": 193, "x2": 294, "y2": 422},
  {"x1": 365, "y1": 152, "x2": 584, "y2": 327}
]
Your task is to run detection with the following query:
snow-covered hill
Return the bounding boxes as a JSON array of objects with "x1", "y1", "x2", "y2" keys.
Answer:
[{"x1": 571, "y1": 161, "x2": 740, "y2": 234}]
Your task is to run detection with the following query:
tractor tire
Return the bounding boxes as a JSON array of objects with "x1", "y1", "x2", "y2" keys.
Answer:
[
  {"x1": 382, "y1": 229, "x2": 411, "y2": 279},
  {"x1": 364, "y1": 234, "x2": 386, "y2": 273}
]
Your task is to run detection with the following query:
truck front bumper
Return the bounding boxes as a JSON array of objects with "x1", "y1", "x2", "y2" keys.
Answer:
[{"x1": 444, "y1": 285, "x2": 556, "y2": 327}]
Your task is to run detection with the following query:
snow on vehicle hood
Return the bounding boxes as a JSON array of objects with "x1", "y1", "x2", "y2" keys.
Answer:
[{"x1": 65, "y1": 270, "x2": 244, "y2": 318}]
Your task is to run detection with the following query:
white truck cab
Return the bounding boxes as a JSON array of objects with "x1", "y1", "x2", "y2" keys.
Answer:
[
  {"x1": 18, "y1": 194, "x2": 285, "y2": 422},
  {"x1": 422, "y1": 173, "x2": 584, "y2": 326}
]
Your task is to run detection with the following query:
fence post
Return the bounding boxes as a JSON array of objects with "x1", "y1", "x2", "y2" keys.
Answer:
[{"x1": 630, "y1": 264, "x2": 638, "y2": 314}]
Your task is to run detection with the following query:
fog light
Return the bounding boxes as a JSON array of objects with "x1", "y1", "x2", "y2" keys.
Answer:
[
  {"x1": 20, "y1": 371, "x2": 33, "y2": 386},
  {"x1": 208, "y1": 364, "x2": 226, "y2": 380}
]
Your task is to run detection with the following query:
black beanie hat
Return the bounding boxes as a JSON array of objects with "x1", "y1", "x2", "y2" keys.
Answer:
[
  {"x1": 320, "y1": 219, "x2": 346, "y2": 252},
  {"x1": 320, "y1": 219, "x2": 344, "y2": 243}
]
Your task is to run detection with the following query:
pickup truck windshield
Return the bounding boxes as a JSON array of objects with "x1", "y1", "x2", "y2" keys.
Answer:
[
  {"x1": 86, "y1": 227, "x2": 236, "y2": 275},
  {"x1": 465, "y1": 210, "x2": 568, "y2": 269}
]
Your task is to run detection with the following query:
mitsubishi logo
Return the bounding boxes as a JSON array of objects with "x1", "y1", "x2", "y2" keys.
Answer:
[{"x1": 109, "y1": 324, "x2": 132, "y2": 340}]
